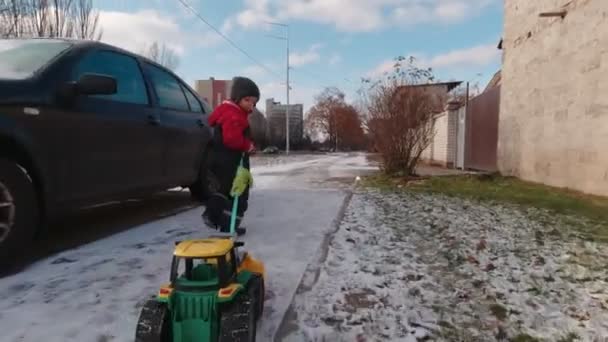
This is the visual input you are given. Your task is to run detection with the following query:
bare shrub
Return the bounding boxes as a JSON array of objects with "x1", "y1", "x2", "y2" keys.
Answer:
[{"x1": 362, "y1": 56, "x2": 445, "y2": 175}]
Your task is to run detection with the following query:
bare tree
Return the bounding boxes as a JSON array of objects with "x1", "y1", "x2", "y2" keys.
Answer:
[
  {"x1": 362, "y1": 56, "x2": 443, "y2": 175},
  {"x1": 47, "y1": 0, "x2": 74, "y2": 37},
  {"x1": 28, "y1": 0, "x2": 50, "y2": 37},
  {"x1": 1, "y1": 0, "x2": 29, "y2": 38},
  {"x1": 0, "y1": 0, "x2": 102, "y2": 39},
  {"x1": 306, "y1": 87, "x2": 366, "y2": 150},
  {"x1": 450, "y1": 81, "x2": 480, "y2": 105},
  {"x1": 72, "y1": 0, "x2": 101, "y2": 40},
  {"x1": 0, "y1": 1, "x2": 12, "y2": 37},
  {"x1": 143, "y1": 41, "x2": 180, "y2": 70},
  {"x1": 305, "y1": 87, "x2": 344, "y2": 144}
]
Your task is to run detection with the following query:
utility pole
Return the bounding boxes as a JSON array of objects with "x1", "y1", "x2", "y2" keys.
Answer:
[
  {"x1": 465, "y1": 81, "x2": 470, "y2": 108},
  {"x1": 285, "y1": 25, "x2": 290, "y2": 155},
  {"x1": 465, "y1": 73, "x2": 483, "y2": 106},
  {"x1": 265, "y1": 21, "x2": 290, "y2": 154}
]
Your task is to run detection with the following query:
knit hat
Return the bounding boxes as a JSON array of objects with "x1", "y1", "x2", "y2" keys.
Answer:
[{"x1": 230, "y1": 76, "x2": 260, "y2": 103}]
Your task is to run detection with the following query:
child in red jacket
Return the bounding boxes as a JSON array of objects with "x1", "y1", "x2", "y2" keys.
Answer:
[{"x1": 202, "y1": 77, "x2": 259, "y2": 235}]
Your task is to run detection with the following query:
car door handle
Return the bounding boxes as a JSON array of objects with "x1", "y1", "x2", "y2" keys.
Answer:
[
  {"x1": 148, "y1": 115, "x2": 160, "y2": 126},
  {"x1": 197, "y1": 118, "x2": 206, "y2": 127}
]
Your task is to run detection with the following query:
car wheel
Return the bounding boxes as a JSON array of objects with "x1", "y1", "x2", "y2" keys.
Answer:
[
  {"x1": 0, "y1": 159, "x2": 39, "y2": 264},
  {"x1": 190, "y1": 147, "x2": 220, "y2": 203}
]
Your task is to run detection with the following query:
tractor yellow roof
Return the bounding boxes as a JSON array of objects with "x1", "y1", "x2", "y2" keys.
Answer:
[{"x1": 174, "y1": 239, "x2": 234, "y2": 258}]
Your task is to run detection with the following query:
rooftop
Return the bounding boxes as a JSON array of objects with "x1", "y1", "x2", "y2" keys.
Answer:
[
  {"x1": 400, "y1": 81, "x2": 463, "y2": 92},
  {"x1": 174, "y1": 239, "x2": 233, "y2": 258}
]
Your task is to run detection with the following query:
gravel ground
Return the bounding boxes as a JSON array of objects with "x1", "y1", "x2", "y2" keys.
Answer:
[{"x1": 285, "y1": 189, "x2": 608, "y2": 341}]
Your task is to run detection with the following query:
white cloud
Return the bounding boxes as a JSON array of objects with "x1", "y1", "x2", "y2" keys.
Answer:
[
  {"x1": 289, "y1": 44, "x2": 322, "y2": 67},
  {"x1": 367, "y1": 43, "x2": 500, "y2": 78},
  {"x1": 232, "y1": 0, "x2": 275, "y2": 29},
  {"x1": 425, "y1": 44, "x2": 500, "y2": 69},
  {"x1": 329, "y1": 53, "x2": 342, "y2": 66},
  {"x1": 279, "y1": 0, "x2": 384, "y2": 32},
  {"x1": 226, "y1": 0, "x2": 496, "y2": 33},
  {"x1": 242, "y1": 65, "x2": 267, "y2": 78},
  {"x1": 220, "y1": 18, "x2": 235, "y2": 34},
  {"x1": 434, "y1": 1, "x2": 470, "y2": 21},
  {"x1": 391, "y1": 4, "x2": 433, "y2": 24},
  {"x1": 366, "y1": 59, "x2": 397, "y2": 78},
  {"x1": 98, "y1": 9, "x2": 220, "y2": 56}
]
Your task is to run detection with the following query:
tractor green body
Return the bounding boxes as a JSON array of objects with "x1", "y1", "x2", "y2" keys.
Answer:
[{"x1": 156, "y1": 262, "x2": 254, "y2": 342}]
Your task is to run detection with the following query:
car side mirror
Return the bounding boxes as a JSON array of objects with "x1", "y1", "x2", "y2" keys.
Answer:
[
  {"x1": 57, "y1": 73, "x2": 118, "y2": 105},
  {"x1": 76, "y1": 73, "x2": 117, "y2": 95}
]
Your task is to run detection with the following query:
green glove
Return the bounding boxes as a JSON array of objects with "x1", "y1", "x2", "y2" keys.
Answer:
[{"x1": 230, "y1": 166, "x2": 253, "y2": 197}]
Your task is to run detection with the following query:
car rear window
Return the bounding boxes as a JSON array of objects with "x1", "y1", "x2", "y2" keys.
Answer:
[
  {"x1": 143, "y1": 63, "x2": 190, "y2": 112},
  {"x1": 0, "y1": 39, "x2": 72, "y2": 79}
]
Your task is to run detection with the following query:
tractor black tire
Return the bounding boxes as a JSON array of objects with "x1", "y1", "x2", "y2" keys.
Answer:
[
  {"x1": 135, "y1": 300, "x2": 171, "y2": 342},
  {"x1": 249, "y1": 274, "x2": 265, "y2": 320},
  {"x1": 219, "y1": 288, "x2": 257, "y2": 342},
  {"x1": 189, "y1": 147, "x2": 219, "y2": 203},
  {"x1": 0, "y1": 159, "x2": 38, "y2": 266}
]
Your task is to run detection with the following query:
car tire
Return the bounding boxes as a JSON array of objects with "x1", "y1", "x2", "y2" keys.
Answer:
[
  {"x1": 0, "y1": 159, "x2": 38, "y2": 265},
  {"x1": 189, "y1": 147, "x2": 220, "y2": 203}
]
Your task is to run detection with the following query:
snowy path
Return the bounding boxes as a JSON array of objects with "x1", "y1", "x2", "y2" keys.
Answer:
[{"x1": 0, "y1": 153, "x2": 377, "y2": 342}]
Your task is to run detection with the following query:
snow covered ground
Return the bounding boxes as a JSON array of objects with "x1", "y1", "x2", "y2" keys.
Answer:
[
  {"x1": 282, "y1": 190, "x2": 608, "y2": 341},
  {"x1": 252, "y1": 153, "x2": 377, "y2": 190},
  {"x1": 0, "y1": 153, "x2": 376, "y2": 342}
]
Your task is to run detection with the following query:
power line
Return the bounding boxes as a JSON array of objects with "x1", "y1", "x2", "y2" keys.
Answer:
[
  {"x1": 176, "y1": 0, "x2": 357, "y2": 101},
  {"x1": 292, "y1": 67, "x2": 361, "y2": 94},
  {"x1": 176, "y1": 0, "x2": 281, "y2": 78}
]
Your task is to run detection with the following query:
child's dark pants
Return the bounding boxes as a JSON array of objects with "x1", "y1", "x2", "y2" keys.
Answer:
[{"x1": 204, "y1": 150, "x2": 250, "y2": 232}]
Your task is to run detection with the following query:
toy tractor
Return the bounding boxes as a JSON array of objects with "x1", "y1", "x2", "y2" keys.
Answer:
[{"x1": 135, "y1": 238, "x2": 265, "y2": 342}]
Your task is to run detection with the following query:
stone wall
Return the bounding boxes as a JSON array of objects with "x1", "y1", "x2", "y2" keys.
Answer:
[{"x1": 498, "y1": 0, "x2": 608, "y2": 196}]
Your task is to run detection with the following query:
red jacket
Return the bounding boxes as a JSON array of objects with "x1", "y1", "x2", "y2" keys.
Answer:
[{"x1": 208, "y1": 100, "x2": 253, "y2": 152}]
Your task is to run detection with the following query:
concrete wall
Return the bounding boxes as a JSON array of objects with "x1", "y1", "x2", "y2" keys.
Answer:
[
  {"x1": 498, "y1": 0, "x2": 608, "y2": 196},
  {"x1": 422, "y1": 112, "x2": 450, "y2": 166}
]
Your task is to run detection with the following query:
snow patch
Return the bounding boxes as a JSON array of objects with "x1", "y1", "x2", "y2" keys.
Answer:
[
  {"x1": 0, "y1": 190, "x2": 345, "y2": 341},
  {"x1": 285, "y1": 190, "x2": 608, "y2": 341},
  {"x1": 0, "y1": 153, "x2": 377, "y2": 342}
]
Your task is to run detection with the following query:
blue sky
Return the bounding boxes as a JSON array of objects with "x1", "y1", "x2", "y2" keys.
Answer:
[{"x1": 98, "y1": 0, "x2": 503, "y2": 112}]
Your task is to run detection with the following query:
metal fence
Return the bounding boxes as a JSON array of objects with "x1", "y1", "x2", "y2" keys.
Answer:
[{"x1": 465, "y1": 86, "x2": 500, "y2": 172}]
